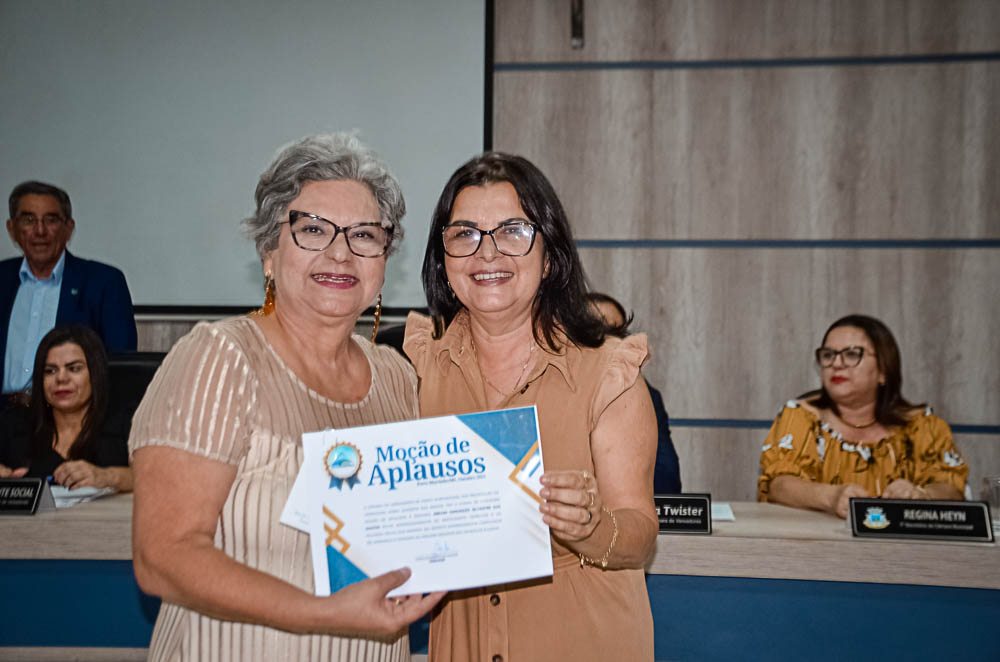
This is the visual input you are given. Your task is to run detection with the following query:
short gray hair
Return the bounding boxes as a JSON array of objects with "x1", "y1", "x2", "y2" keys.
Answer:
[
  {"x1": 243, "y1": 132, "x2": 405, "y2": 260},
  {"x1": 9, "y1": 181, "x2": 72, "y2": 220}
]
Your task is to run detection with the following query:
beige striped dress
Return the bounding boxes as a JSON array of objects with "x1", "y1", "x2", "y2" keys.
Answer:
[{"x1": 129, "y1": 317, "x2": 418, "y2": 662}]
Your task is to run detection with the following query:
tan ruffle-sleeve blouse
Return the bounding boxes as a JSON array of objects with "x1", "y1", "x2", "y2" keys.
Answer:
[
  {"x1": 758, "y1": 400, "x2": 969, "y2": 501},
  {"x1": 128, "y1": 317, "x2": 418, "y2": 662},
  {"x1": 403, "y1": 311, "x2": 655, "y2": 662}
]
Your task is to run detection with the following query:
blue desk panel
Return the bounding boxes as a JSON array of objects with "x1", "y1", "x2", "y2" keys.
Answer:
[
  {"x1": 0, "y1": 560, "x2": 159, "y2": 647},
  {"x1": 647, "y1": 574, "x2": 1000, "y2": 662},
  {"x1": 3, "y1": 560, "x2": 997, "y2": 661},
  {"x1": 0, "y1": 559, "x2": 430, "y2": 652}
]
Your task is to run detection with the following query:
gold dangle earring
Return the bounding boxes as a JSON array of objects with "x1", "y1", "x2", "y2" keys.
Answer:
[
  {"x1": 253, "y1": 273, "x2": 275, "y2": 317},
  {"x1": 370, "y1": 293, "x2": 382, "y2": 342}
]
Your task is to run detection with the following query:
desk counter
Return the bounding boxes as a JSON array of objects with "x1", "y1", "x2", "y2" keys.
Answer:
[
  {"x1": 649, "y1": 501, "x2": 999, "y2": 589},
  {"x1": 3, "y1": 497, "x2": 998, "y2": 661},
  {"x1": 4, "y1": 496, "x2": 996, "y2": 587},
  {"x1": 0, "y1": 493, "x2": 134, "y2": 560}
]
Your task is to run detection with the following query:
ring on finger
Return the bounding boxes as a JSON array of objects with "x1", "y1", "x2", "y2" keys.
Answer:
[
  {"x1": 584, "y1": 508, "x2": 593, "y2": 525},
  {"x1": 587, "y1": 491, "x2": 595, "y2": 509}
]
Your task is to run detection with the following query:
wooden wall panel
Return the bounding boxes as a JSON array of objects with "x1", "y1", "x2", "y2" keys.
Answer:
[
  {"x1": 580, "y1": 247, "x2": 1000, "y2": 424},
  {"x1": 673, "y1": 428, "x2": 999, "y2": 503},
  {"x1": 496, "y1": 0, "x2": 1000, "y2": 62},
  {"x1": 960, "y1": 434, "x2": 1000, "y2": 502},
  {"x1": 136, "y1": 319, "x2": 198, "y2": 352},
  {"x1": 671, "y1": 428, "x2": 762, "y2": 501},
  {"x1": 495, "y1": 61, "x2": 1000, "y2": 239},
  {"x1": 494, "y1": 0, "x2": 998, "y2": 502},
  {"x1": 135, "y1": 315, "x2": 396, "y2": 353},
  {"x1": 496, "y1": 2, "x2": 1000, "y2": 506}
]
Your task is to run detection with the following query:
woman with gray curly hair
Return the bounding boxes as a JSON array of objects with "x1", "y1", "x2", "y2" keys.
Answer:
[{"x1": 129, "y1": 132, "x2": 441, "y2": 662}]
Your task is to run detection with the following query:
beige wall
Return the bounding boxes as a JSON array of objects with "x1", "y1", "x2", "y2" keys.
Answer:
[{"x1": 493, "y1": 0, "x2": 1000, "y2": 500}]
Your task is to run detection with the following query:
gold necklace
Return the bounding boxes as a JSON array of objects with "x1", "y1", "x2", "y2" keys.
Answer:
[
  {"x1": 473, "y1": 337, "x2": 536, "y2": 397},
  {"x1": 844, "y1": 417, "x2": 878, "y2": 429}
]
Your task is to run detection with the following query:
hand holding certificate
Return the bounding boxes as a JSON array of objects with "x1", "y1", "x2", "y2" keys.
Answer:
[{"x1": 282, "y1": 405, "x2": 553, "y2": 596}]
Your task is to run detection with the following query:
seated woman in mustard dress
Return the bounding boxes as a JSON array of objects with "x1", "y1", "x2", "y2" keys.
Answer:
[{"x1": 758, "y1": 314, "x2": 967, "y2": 518}]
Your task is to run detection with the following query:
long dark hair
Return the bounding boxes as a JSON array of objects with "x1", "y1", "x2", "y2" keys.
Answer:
[
  {"x1": 802, "y1": 314, "x2": 919, "y2": 427},
  {"x1": 422, "y1": 152, "x2": 609, "y2": 350},
  {"x1": 29, "y1": 325, "x2": 110, "y2": 461}
]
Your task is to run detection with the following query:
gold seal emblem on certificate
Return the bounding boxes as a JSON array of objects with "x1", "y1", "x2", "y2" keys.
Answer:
[{"x1": 325, "y1": 442, "x2": 363, "y2": 489}]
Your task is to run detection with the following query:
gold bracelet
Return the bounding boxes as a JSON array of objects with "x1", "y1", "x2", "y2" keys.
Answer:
[{"x1": 578, "y1": 507, "x2": 618, "y2": 569}]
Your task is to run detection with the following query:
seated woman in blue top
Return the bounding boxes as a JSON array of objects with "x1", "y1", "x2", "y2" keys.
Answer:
[
  {"x1": 587, "y1": 292, "x2": 682, "y2": 494},
  {"x1": 0, "y1": 324, "x2": 132, "y2": 491}
]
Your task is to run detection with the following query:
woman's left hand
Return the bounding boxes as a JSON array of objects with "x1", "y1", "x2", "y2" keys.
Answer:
[
  {"x1": 882, "y1": 479, "x2": 927, "y2": 500},
  {"x1": 539, "y1": 469, "x2": 602, "y2": 542},
  {"x1": 53, "y1": 460, "x2": 106, "y2": 490}
]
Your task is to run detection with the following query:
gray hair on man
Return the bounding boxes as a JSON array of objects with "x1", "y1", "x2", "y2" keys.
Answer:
[
  {"x1": 243, "y1": 132, "x2": 406, "y2": 260},
  {"x1": 9, "y1": 180, "x2": 73, "y2": 220}
]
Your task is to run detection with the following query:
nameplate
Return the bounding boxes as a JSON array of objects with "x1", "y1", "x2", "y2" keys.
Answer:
[
  {"x1": 849, "y1": 498, "x2": 994, "y2": 543},
  {"x1": 0, "y1": 478, "x2": 55, "y2": 515},
  {"x1": 655, "y1": 494, "x2": 711, "y2": 535}
]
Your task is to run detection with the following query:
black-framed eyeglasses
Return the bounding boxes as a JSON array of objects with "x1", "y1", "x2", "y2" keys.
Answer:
[
  {"x1": 815, "y1": 346, "x2": 868, "y2": 368},
  {"x1": 442, "y1": 219, "x2": 538, "y2": 258},
  {"x1": 15, "y1": 213, "x2": 66, "y2": 229},
  {"x1": 284, "y1": 211, "x2": 392, "y2": 258}
]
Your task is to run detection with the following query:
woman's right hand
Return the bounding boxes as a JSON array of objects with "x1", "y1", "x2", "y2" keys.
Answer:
[
  {"x1": 325, "y1": 568, "x2": 444, "y2": 638},
  {"x1": 539, "y1": 469, "x2": 603, "y2": 543},
  {"x1": 0, "y1": 463, "x2": 28, "y2": 478},
  {"x1": 831, "y1": 484, "x2": 871, "y2": 519}
]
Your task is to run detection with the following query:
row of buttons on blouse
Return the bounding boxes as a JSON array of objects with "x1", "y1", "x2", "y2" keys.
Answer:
[{"x1": 490, "y1": 593, "x2": 502, "y2": 662}]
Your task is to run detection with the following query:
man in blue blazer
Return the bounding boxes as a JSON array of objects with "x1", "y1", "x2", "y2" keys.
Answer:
[{"x1": 2, "y1": 181, "x2": 136, "y2": 394}]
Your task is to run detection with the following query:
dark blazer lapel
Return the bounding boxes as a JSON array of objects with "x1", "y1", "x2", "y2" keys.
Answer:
[
  {"x1": 55, "y1": 250, "x2": 83, "y2": 324},
  {"x1": 0, "y1": 257, "x2": 24, "y2": 381}
]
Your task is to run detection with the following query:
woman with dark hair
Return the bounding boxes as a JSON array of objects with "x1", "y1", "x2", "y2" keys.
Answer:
[
  {"x1": 758, "y1": 314, "x2": 967, "y2": 518},
  {"x1": 404, "y1": 153, "x2": 657, "y2": 661},
  {"x1": 0, "y1": 324, "x2": 132, "y2": 490}
]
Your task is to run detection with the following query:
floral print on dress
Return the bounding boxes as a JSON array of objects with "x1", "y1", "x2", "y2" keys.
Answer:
[
  {"x1": 943, "y1": 450, "x2": 965, "y2": 467},
  {"x1": 757, "y1": 402, "x2": 968, "y2": 501},
  {"x1": 839, "y1": 440, "x2": 873, "y2": 471}
]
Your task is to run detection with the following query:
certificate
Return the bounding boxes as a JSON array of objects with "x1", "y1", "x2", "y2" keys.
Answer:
[{"x1": 282, "y1": 406, "x2": 552, "y2": 597}]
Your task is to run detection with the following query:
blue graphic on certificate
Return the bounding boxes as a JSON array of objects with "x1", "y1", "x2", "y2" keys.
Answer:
[{"x1": 280, "y1": 405, "x2": 552, "y2": 597}]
